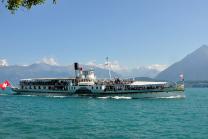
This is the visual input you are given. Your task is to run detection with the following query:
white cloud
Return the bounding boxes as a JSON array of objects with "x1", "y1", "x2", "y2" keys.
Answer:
[
  {"x1": 86, "y1": 60, "x2": 97, "y2": 67},
  {"x1": 39, "y1": 57, "x2": 58, "y2": 66},
  {"x1": 86, "y1": 60, "x2": 128, "y2": 71},
  {"x1": 149, "y1": 64, "x2": 168, "y2": 71},
  {"x1": 0, "y1": 59, "x2": 8, "y2": 66},
  {"x1": 107, "y1": 60, "x2": 128, "y2": 71},
  {"x1": 119, "y1": 64, "x2": 168, "y2": 78},
  {"x1": 143, "y1": 64, "x2": 168, "y2": 72},
  {"x1": 86, "y1": 60, "x2": 168, "y2": 74},
  {"x1": 22, "y1": 64, "x2": 29, "y2": 67}
]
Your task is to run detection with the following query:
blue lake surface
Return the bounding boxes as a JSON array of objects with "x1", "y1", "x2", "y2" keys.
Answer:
[{"x1": 0, "y1": 88, "x2": 207, "y2": 139}]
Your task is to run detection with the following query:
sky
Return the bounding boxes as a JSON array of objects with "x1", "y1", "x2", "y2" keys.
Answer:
[{"x1": 1, "y1": 0, "x2": 208, "y2": 69}]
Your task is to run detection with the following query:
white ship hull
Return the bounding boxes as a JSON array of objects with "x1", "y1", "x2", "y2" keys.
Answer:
[{"x1": 12, "y1": 88, "x2": 185, "y2": 99}]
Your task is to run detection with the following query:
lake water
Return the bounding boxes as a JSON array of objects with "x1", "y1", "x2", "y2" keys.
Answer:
[{"x1": 0, "y1": 88, "x2": 207, "y2": 139}]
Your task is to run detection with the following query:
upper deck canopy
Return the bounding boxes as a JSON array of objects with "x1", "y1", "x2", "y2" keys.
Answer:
[
  {"x1": 128, "y1": 81, "x2": 167, "y2": 86},
  {"x1": 20, "y1": 78, "x2": 75, "y2": 81}
]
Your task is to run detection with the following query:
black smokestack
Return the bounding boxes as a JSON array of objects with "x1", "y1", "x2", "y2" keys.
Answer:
[{"x1": 74, "y1": 63, "x2": 79, "y2": 70}]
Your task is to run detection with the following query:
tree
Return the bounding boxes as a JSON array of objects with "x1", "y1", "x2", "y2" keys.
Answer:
[{"x1": 1, "y1": 0, "x2": 56, "y2": 13}]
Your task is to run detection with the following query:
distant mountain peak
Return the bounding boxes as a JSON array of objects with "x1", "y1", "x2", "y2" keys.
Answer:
[
  {"x1": 156, "y1": 45, "x2": 208, "y2": 81},
  {"x1": 184, "y1": 45, "x2": 208, "y2": 62},
  {"x1": 193, "y1": 45, "x2": 208, "y2": 54},
  {"x1": 198, "y1": 44, "x2": 208, "y2": 49}
]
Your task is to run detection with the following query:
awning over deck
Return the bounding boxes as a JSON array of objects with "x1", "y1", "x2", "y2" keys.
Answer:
[{"x1": 128, "y1": 81, "x2": 167, "y2": 86}]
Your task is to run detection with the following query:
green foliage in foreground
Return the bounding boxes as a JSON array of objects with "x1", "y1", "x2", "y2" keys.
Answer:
[{"x1": 1, "y1": 0, "x2": 56, "y2": 13}]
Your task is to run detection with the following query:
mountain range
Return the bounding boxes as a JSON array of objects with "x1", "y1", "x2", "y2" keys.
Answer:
[
  {"x1": 156, "y1": 45, "x2": 208, "y2": 81},
  {"x1": 1, "y1": 45, "x2": 208, "y2": 84},
  {"x1": 0, "y1": 63, "x2": 120, "y2": 84}
]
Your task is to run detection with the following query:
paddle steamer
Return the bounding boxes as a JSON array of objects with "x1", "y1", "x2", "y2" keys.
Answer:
[{"x1": 12, "y1": 63, "x2": 185, "y2": 98}]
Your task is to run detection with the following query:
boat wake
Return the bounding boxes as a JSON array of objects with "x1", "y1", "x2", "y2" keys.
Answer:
[
  {"x1": 16, "y1": 94, "x2": 185, "y2": 100},
  {"x1": 21, "y1": 95, "x2": 37, "y2": 97},
  {"x1": 20, "y1": 95, "x2": 69, "y2": 98},
  {"x1": 156, "y1": 95, "x2": 186, "y2": 99},
  {"x1": 98, "y1": 96, "x2": 132, "y2": 100},
  {"x1": 97, "y1": 95, "x2": 185, "y2": 100},
  {"x1": 0, "y1": 93, "x2": 9, "y2": 96},
  {"x1": 46, "y1": 96, "x2": 68, "y2": 98}
]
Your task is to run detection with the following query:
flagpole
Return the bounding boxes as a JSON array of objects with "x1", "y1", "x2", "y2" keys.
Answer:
[{"x1": 106, "y1": 57, "x2": 112, "y2": 80}]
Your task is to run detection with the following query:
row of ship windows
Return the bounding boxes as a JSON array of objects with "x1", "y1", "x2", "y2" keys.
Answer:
[
  {"x1": 22, "y1": 86, "x2": 47, "y2": 90},
  {"x1": 21, "y1": 86, "x2": 67, "y2": 90},
  {"x1": 70, "y1": 86, "x2": 103, "y2": 90},
  {"x1": 21, "y1": 86, "x2": 103, "y2": 90}
]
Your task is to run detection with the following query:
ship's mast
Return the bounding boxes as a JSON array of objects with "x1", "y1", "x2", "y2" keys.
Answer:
[{"x1": 106, "y1": 57, "x2": 112, "y2": 79}]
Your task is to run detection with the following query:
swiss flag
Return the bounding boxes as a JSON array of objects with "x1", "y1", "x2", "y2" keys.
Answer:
[
  {"x1": 0, "y1": 80, "x2": 11, "y2": 90},
  {"x1": 179, "y1": 74, "x2": 184, "y2": 81},
  {"x1": 4, "y1": 80, "x2": 11, "y2": 87}
]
